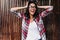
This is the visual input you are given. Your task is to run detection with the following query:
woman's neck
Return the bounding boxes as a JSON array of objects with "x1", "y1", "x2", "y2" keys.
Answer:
[
  {"x1": 30, "y1": 14, "x2": 33, "y2": 19},
  {"x1": 30, "y1": 14, "x2": 34, "y2": 22}
]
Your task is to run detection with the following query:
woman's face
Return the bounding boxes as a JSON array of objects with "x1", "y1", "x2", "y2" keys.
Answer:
[{"x1": 29, "y1": 3, "x2": 36, "y2": 16}]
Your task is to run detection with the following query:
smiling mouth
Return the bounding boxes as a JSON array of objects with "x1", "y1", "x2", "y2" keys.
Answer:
[
  {"x1": 31, "y1": 10, "x2": 35, "y2": 12},
  {"x1": 31, "y1": 11, "x2": 34, "y2": 12}
]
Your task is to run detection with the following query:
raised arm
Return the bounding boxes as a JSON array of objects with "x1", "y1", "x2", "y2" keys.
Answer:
[
  {"x1": 10, "y1": 1, "x2": 28, "y2": 12},
  {"x1": 10, "y1": 6, "x2": 27, "y2": 18},
  {"x1": 10, "y1": 6, "x2": 27, "y2": 12},
  {"x1": 38, "y1": 6, "x2": 53, "y2": 9},
  {"x1": 10, "y1": 2, "x2": 28, "y2": 18},
  {"x1": 38, "y1": 6, "x2": 53, "y2": 17}
]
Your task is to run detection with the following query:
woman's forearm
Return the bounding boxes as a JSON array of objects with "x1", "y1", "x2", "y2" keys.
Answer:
[
  {"x1": 10, "y1": 1, "x2": 28, "y2": 12},
  {"x1": 10, "y1": 6, "x2": 27, "y2": 12},
  {"x1": 37, "y1": 6, "x2": 53, "y2": 9}
]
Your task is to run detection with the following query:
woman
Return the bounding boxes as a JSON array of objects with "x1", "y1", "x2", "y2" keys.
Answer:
[{"x1": 10, "y1": 1, "x2": 53, "y2": 40}]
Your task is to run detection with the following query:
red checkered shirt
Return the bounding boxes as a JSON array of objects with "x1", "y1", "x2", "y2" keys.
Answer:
[{"x1": 10, "y1": 7, "x2": 53, "y2": 40}]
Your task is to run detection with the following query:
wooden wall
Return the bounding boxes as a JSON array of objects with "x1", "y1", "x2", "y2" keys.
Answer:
[
  {"x1": 52, "y1": 0, "x2": 60, "y2": 40},
  {"x1": 0, "y1": 0, "x2": 60, "y2": 40},
  {"x1": 0, "y1": 0, "x2": 27, "y2": 40}
]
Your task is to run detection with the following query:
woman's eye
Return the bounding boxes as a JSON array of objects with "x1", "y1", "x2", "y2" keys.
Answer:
[{"x1": 29, "y1": 6, "x2": 36, "y2": 8}]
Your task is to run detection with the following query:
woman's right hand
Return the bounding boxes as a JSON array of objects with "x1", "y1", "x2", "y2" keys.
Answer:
[{"x1": 25, "y1": 2, "x2": 28, "y2": 7}]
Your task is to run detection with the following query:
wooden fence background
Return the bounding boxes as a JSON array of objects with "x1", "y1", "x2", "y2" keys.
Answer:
[{"x1": 0, "y1": 0, "x2": 60, "y2": 40}]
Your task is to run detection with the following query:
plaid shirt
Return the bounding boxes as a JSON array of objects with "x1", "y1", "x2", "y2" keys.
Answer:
[{"x1": 10, "y1": 7, "x2": 53, "y2": 40}]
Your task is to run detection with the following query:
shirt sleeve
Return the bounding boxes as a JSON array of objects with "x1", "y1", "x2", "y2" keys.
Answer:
[
  {"x1": 42, "y1": 33, "x2": 46, "y2": 40},
  {"x1": 10, "y1": 9, "x2": 23, "y2": 18},
  {"x1": 40, "y1": 6, "x2": 53, "y2": 17}
]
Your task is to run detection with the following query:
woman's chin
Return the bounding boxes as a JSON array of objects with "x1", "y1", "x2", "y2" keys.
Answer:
[
  {"x1": 30, "y1": 12, "x2": 35, "y2": 15},
  {"x1": 30, "y1": 13, "x2": 34, "y2": 16}
]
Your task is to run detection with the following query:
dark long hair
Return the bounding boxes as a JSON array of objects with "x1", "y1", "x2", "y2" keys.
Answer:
[{"x1": 24, "y1": 1, "x2": 39, "y2": 20}]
